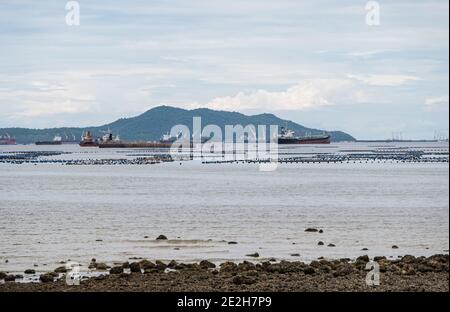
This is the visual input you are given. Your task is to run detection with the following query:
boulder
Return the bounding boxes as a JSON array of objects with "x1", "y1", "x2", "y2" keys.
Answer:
[
  {"x1": 109, "y1": 266, "x2": 124, "y2": 274},
  {"x1": 4, "y1": 275, "x2": 16, "y2": 282},
  {"x1": 129, "y1": 262, "x2": 141, "y2": 273},
  {"x1": 356, "y1": 255, "x2": 370, "y2": 263},
  {"x1": 168, "y1": 260, "x2": 178, "y2": 268},
  {"x1": 303, "y1": 267, "x2": 315, "y2": 275},
  {"x1": 95, "y1": 263, "x2": 108, "y2": 271},
  {"x1": 24, "y1": 269, "x2": 36, "y2": 274},
  {"x1": 39, "y1": 273, "x2": 54, "y2": 283},
  {"x1": 54, "y1": 266, "x2": 68, "y2": 273},
  {"x1": 392, "y1": 245, "x2": 399, "y2": 249},
  {"x1": 122, "y1": 262, "x2": 130, "y2": 269},
  {"x1": 246, "y1": 253, "x2": 260, "y2": 258},
  {"x1": 0, "y1": 272, "x2": 7, "y2": 279},
  {"x1": 200, "y1": 260, "x2": 216, "y2": 269},
  {"x1": 156, "y1": 235, "x2": 168, "y2": 240},
  {"x1": 139, "y1": 260, "x2": 156, "y2": 270},
  {"x1": 318, "y1": 241, "x2": 324, "y2": 246}
]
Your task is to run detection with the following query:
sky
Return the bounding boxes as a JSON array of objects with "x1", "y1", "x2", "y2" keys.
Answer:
[{"x1": 0, "y1": 0, "x2": 448, "y2": 140}]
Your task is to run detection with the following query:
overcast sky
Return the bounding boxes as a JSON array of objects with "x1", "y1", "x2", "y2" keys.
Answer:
[{"x1": 0, "y1": 0, "x2": 448, "y2": 139}]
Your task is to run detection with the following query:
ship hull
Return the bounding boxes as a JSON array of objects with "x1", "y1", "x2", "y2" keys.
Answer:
[
  {"x1": 278, "y1": 136, "x2": 331, "y2": 145},
  {"x1": 99, "y1": 142, "x2": 173, "y2": 148},
  {"x1": 79, "y1": 142, "x2": 98, "y2": 147},
  {"x1": 0, "y1": 140, "x2": 16, "y2": 145},
  {"x1": 35, "y1": 141, "x2": 62, "y2": 145}
]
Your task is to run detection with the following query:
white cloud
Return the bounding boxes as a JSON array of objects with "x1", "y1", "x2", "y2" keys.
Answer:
[
  {"x1": 347, "y1": 74, "x2": 420, "y2": 86},
  {"x1": 424, "y1": 95, "x2": 449, "y2": 111},
  {"x1": 187, "y1": 79, "x2": 366, "y2": 111}
]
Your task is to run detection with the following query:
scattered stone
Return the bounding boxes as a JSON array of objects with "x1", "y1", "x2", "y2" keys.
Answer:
[
  {"x1": 246, "y1": 253, "x2": 260, "y2": 258},
  {"x1": 174, "y1": 248, "x2": 180, "y2": 250},
  {"x1": 95, "y1": 239, "x2": 103, "y2": 242},
  {"x1": 374, "y1": 256, "x2": 386, "y2": 262},
  {"x1": 392, "y1": 245, "x2": 399, "y2": 249},
  {"x1": 24, "y1": 269, "x2": 36, "y2": 274},
  {"x1": 232, "y1": 275, "x2": 257, "y2": 285},
  {"x1": 0, "y1": 272, "x2": 7, "y2": 279},
  {"x1": 122, "y1": 262, "x2": 130, "y2": 269},
  {"x1": 39, "y1": 273, "x2": 55, "y2": 283},
  {"x1": 291, "y1": 253, "x2": 300, "y2": 257},
  {"x1": 168, "y1": 260, "x2": 178, "y2": 268},
  {"x1": 269, "y1": 258, "x2": 277, "y2": 262},
  {"x1": 356, "y1": 255, "x2": 370, "y2": 263},
  {"x1": 305, "y1": 228, "x2": 319, "y2": 232},
  {"x1": 15, "y1": 274, "x2": 23, "y2": 279},
  {"x1": 228, "y1": 241, "x2": 238, "y2": 245},
  {"x1": 156, "y1": 235, "x2": 168, "y2": 240},
  {"x1": 361, "y1": 248, "x2": 369, "y2": 251},
  {"x1": 327, "y1": 244, "x2": 336, "y2": 247},
  {"x1": 54, "y1": 266, "x2": 68, "y2": 273},
  {"x1": 144, "y1": 236, "x2": 149, "y2": 239},
  {"x1": 303, "y1": 267, "x2": 315, "y2": 275},
  {"x1": 319, "y1": 229, "x2": 324, "y2": 234},
  {"x1": 95, "y1": 263, "x2": 108, "y2": 271},
  {"x1": 4, "y1": 275, "x2": 16, "y2": 282},
  {"x1": 318, "y1": 241, "x2": 324, "y2": 246},
  {"x1": 129, "y1": 262, "x2": 141, "y2": 273},
  {"x1": 109, "y1": 266, "x2": 124, "y2": 274},
  {"x1": 91, "y1": 258, "x2": 96, "y2": 263},
  {"x1": 200, "y1": 260, "x2": 216, "y2": 269},
  {"x1": 139, "y1": 260, "x2": 155, "y2": 270}
]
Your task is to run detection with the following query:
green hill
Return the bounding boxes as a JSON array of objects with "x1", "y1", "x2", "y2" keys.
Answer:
[{"x1": 0, "y1": 106, "x2": 355, "y2": 144}]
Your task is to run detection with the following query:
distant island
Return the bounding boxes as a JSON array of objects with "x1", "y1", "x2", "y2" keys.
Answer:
[{"x1": 0, "y1": 106, "x2": 355, "y2": 144}]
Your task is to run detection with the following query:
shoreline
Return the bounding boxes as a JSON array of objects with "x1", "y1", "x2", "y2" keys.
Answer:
[{"x1": 1, "y1": 254, "x2": 448, "y2": 292}]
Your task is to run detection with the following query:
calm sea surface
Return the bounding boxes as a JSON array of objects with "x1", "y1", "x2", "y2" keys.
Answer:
[{"x1": 0, "y1": 142, "x2": 448, "y2": 275}]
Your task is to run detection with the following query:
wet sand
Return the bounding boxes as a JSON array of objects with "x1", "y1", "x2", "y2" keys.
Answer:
[{"x1": 1, "y1": 254, "x2": 448, "y2": 292}]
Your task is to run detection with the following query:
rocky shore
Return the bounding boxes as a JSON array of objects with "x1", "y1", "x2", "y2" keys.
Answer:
[{"x1": 0, "y1": 254, "x2": 448, "y2": 292}]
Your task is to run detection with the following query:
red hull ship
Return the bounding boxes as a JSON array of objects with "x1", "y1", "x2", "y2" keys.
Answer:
[
  {"x1": 79, "y1": 131, "x2": 98, "y2": 147},
  {"x1": 0, "y1": 134, "x2": 16, "y2": 145}
]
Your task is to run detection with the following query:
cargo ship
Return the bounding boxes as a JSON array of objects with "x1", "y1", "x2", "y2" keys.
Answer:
[
  {"x1": 98, "y1": 130, "x2": 179, "y2": 148},
  {"x1": 277, "y1": 127, "x2": 331, "y2": 144},
  {"x1": 35, "y1": 135, "x2": 63, "y2": 145},
  {"x1": 79, "y1": 131, "x2": 98, "y2": 147},
  {"x1": 0, "y1": 134, "x2": 16, "y2": 145}
]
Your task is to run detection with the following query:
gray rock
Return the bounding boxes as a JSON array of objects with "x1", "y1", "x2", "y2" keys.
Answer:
[
  {"x1": 54, "y1": 266, "x2": 68, "y2": 273},
  {"x1": 246, "y1": 252, "x2": 260, "y2": 258},
  {"x1": 318, "y1": 241, "x2": 324, "y2": 246},
  {"x1": 129, "y1": 262, "x2": 141, "y2": 273},
  {"x1": 200, "y1": 260, "x2": 216, "y2": 269},
  {"x1": 109, "y1": 266, "x2": 124, "y2": 274},
  {"x1": 156, "y1": 235, "x2": 168, "y2": 240},
  {"x1": 305, "y1": 228, "x2": 319, "y2": 232},
  {"x1": 39, "y1": 273, "x2": 55, "y2": 283},
  {"x1": 4, "y1": 275, "x2": 16, "y2": 282},
  {"x1": 24, "y1": 269, "x2": 36, "y2": 274}
]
